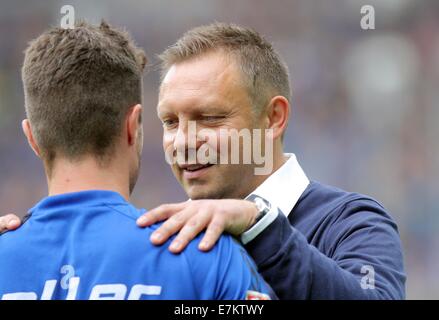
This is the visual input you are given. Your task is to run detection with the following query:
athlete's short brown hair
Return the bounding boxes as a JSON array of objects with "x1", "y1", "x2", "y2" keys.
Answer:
[{"x1": 22, "y1": 21, "x2": 146, "y2": 168}]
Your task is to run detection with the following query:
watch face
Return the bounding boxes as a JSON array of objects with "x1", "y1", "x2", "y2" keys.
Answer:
[
  {"x1": 249, "y1": 195, "x2": 271, "y2": 212},
  {"x1": 254, "y1": 197, "x2": 267, "y2": 212}
]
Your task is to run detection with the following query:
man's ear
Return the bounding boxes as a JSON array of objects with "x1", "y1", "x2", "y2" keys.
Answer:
[
  {"x1": 126, "y1": 104, "x2": 143, "y2": 146},
  {"x1": 265, "y1": 96, "x2": 290, "y2": 140},
  {"x1": 21, "y1": 119, "x2": 41, "y2": 158}
]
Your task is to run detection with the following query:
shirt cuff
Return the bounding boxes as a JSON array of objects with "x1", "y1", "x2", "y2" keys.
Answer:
[{"x1": 240, "y1": 205, "x2": 279, "y2": 245}]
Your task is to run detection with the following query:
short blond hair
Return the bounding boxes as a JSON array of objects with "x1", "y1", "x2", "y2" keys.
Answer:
[{"x1": 158, "y1": 22, "x2": 291, "y2": 113}]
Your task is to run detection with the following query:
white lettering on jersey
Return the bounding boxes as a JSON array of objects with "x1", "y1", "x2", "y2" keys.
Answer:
[
  {"x1": 41, "y1": 280, "x2": 57, "y2": 300},
  {"x1": 2, "y1": 292, "x2": 38, "y2": 300},
  {"x1": 127, "y1": 285, "x2": 161, "y2": 300},
  {"x1": 89, "y1": 284, "x2": 127, "y2": 300},
  {"x1": 1, "y1": 265, "x2": 162, "y2": 300},
  {"x1": 66, "y1": 277, "x2": 80, "y2": 300}
]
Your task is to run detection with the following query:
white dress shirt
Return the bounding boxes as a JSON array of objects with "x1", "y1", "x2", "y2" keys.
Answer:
[{"x1": 240, "y1": 153, "x2": 310, "y2": 244}]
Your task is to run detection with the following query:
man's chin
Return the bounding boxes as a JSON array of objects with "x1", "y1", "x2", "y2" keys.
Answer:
[{"x1": 185, "y1": 185, "x2": 224, "y2": 200}]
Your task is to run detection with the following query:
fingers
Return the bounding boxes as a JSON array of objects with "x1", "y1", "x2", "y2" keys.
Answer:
[
  {"x1": 0, "y1": 214, "x2": 21, "y2": 232},
  {"x1": 139, "y1": 199, "x2": 247, "y2": 254},
  {"x1": 168, "y1": 212, "x2": 212, "y2": 254},
  {"x1": 136, "y1": 202, "x2": 186, "y2": 227},
  {"x1": 198, "y1": 216, "x2": 226, "y2": 252},
  {"x1": 150, "y1": 208, "x2": 194, "y2": 246}
]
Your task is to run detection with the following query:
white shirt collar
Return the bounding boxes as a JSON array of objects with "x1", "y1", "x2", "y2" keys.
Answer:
[{"x1": 247, "y1": 153, "x2": 310, "y2": 216}]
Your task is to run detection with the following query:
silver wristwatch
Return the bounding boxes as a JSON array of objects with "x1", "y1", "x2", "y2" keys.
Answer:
[{"x1": 247, "y1": 194, "x2": 271, "y2": 224}]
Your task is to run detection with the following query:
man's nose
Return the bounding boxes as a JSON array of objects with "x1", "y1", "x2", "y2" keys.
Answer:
[
  {"x1": 173, "y1": 121, "x2": 188, "y2": 151},
  {"x1": 173, "y1": 120, "x2": 205, "y2": 156}
]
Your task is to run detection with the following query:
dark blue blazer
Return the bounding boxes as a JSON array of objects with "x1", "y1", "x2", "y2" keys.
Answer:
[{"x1": 245, "y1": 181, "x2": 406, "y2": 299}]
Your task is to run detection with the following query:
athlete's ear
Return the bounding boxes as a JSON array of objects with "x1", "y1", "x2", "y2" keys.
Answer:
[
  {"x1": 126, "y1": 104, "x2": 143, "y2": 146},
  {"x1": 22, "y1": 119, "x2": 41, "y2": 158}
]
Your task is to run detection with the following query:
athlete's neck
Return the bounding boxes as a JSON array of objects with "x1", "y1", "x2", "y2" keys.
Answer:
[{"x1": 46, "y1": 156, "x2": 130, "y2": 201}]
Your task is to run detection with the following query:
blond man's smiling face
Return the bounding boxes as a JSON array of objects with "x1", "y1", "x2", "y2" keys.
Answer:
[{"x1": 158, "y1": 51, "x2": 264, "y2": 200}]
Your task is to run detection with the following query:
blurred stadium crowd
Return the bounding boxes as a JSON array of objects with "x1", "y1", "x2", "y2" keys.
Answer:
[{"x1": 0, "y1": 0, "x2": 438, "y2": 299}]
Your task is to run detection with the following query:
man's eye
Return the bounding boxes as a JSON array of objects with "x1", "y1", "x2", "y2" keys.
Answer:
[
  {"x1": 162, "y1": 119, "x2": 178, "y2": 128},
  {"x1": 203, "y1": 115, "x2": 225, "y2": 122}
]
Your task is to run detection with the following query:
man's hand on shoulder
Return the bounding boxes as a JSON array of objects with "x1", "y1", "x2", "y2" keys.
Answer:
[
  {"x1": 136, "y1": 199, "x2": 259, "y2": 254},
  {"x1": 0, "y1": 214, "x2": 21, "y2": 233}
]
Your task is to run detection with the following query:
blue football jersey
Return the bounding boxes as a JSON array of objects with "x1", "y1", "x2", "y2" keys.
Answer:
[{"x1": 0, "y1": 190, "x2": 274, "y2": 300}]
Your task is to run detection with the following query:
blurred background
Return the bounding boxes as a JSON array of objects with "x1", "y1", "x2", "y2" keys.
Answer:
[{"x1": 0, "y1": 0, "x2": 438, "y2": 299}]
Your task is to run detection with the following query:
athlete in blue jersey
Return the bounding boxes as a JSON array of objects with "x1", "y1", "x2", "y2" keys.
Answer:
[
  {"x1": 0, "y1": 21, "x2": 274, "y2": 300},
  {"x1": 0, "y1": 191, "x2": 272, "y2": 300}
]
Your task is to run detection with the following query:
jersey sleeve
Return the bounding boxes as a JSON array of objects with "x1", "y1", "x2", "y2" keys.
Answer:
[{"x1": 185, "y1": 234, "x2": 277, "y2": 300}]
